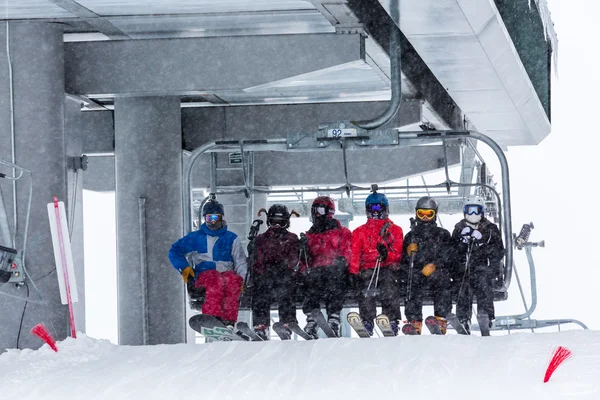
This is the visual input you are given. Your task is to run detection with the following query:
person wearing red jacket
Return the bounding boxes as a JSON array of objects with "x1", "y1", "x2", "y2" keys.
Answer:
[
  {"x1": 248, "y1": 204, "x2": 299, "y2": 340},
  {"x1": 300, "y1": 196, "x2": 352, "y2": 338},
  {"x1": 350, "y1": 191, "x2": 404, "y2": 336}
]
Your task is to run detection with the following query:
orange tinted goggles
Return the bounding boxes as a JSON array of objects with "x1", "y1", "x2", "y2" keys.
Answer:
[{"x1": 416, "y1": 208, "x2": 436, "y2": 220}]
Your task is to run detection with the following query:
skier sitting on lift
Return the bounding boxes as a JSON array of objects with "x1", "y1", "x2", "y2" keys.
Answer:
[
  {"x1": 401, "y1": 196, "x2": 453, "y2": 334},
  {"x1": 300, "y1": 196, "x2": 352, "y2": 338},
  {"x1": 168, "y1": 197, "x2": 248, "y2": 329},
  {"x1": 248, "y1": 204, "x2": 300, "y2": 340},
  {"x1": 350, "y1": 190, "x2": 404, "y2": 336},
  {"x1": 450, "y1": 196, "x2": 505, "y2": 335}
]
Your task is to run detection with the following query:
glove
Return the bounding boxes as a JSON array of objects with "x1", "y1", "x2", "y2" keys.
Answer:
[
  {"x1": 422, "y1": 263, "x2": 436, "y2": 277},
  {"x1": 299, "y1": 233, "x2": 312, "y2": 263},
  {"x1": 181, "y1": 266, "x2": 195, "y2": 283},
  {"x1": 376, "y1": 243, "x2": 388, "y2": 261},
  {"x1": 471, "y1": 229, "x2": 482, "y2": 240},
  {"x1": 407, "y1": 242, "x2": 418, "y2": 256},
  {"x1": 460, "y1": 227, "x2": 472, "y2": 243}
]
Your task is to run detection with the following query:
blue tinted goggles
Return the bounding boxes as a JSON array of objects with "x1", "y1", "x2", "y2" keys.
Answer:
[
  {"x1": 205, "y1": 214, "x2": 223, "y2": 223},
  {"x1": 367, "y1": 203, "x2": 384, "y2": 212},
  {"x1": 463, "y1": 205, "x2": 483, "y2": 216}
]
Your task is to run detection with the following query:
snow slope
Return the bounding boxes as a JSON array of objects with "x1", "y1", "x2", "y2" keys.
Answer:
[{"x1": 1, "y1": 330, "x2": 599, "y2": 400}]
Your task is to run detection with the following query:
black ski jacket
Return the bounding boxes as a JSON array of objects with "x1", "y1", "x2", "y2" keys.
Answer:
[
  {"x1": 450, "y1": 218, "x2": 505, "y2": 275},
  {"x1": 400, "y1": 221, "x2": 453, "y2": 273}
]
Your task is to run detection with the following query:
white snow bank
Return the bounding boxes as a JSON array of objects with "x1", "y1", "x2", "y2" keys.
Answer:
[{"x1": 1, "y1": 330, "x2": 600, "y2": 400}]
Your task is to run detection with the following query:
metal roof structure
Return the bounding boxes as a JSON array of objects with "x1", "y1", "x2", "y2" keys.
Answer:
[{"x1": 3, "y1": 0, "x2": 555, "y2": 147}]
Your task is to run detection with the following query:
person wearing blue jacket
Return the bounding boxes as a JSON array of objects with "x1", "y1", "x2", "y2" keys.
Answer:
[{"x1": 169, "y1": 198, "x2": 248, "y2": 328}]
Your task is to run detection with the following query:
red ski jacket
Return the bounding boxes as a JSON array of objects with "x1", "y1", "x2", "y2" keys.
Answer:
[
  {"x1": 300, "y1": 219, "x2": 352, "y2": 272},
  {"x1": 350, "y1": 218, "x2": 404, "y2": 274}
]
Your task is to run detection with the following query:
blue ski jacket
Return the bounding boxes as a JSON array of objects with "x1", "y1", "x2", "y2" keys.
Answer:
[{"x1": 168, "y1": 223, "x2": 248, "y2": 280}]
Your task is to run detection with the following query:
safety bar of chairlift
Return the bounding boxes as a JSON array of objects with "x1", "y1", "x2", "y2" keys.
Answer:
[{"x1": 183, "y1": 130, "x2": 514, "y2": 292}]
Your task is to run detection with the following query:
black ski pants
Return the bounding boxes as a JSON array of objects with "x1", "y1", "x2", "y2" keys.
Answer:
[
  {"x1": 404, "y1": 268, "x2": 452, "y2": 322},
  {"x1": 251, "y1": 268, "x2": 298, "y2": 326},
  {"x1": 454, "y1": 265, "x2": 495, "y2": 322},
  {"x1": 302, "y1": 263, "x2": 347, "y2": 319},
  {"x1": 358, "y1": 267, "x2": 402, "y2": 323}
]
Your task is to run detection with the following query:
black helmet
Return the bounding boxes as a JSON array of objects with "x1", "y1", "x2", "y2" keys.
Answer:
[
  {"x1": 415, "y1": 196, "x2": 438, "y2": 223},
  {"x1": 202, "y1": 199, "x2": 224, "y2": 216},
  {"x1": 267, "y1": 204, "x2": 291, "y2": 228},
  {"x1": 415, "y1": 196, "x2": 438, "y2": 211}
]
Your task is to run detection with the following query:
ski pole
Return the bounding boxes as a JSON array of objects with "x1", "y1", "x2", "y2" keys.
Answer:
[
  {"x1": 407, "y1": 252, "x2": 415, "y2": 300},
  {"x1": 364, "y1": 258, "x2": 381, "y2": 297},
  {"x1": 457, "y1": 238, "x2": 474, "y2": 304}
]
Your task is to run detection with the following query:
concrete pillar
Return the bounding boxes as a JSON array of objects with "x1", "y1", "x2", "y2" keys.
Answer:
[
  {"x1": 114, "y1": 97, "x2": 184, "y2": 345},
  {"x1": 0, "y1": 22, "x2": 73, "y2": 351}
]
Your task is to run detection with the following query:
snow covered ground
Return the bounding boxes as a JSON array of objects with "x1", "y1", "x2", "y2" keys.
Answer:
[{"x1": 1, "y1": 329, "x2": 599, "y2": 400}]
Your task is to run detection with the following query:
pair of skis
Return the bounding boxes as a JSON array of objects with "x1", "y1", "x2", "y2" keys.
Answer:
[
  {"x1": 346, "y1": 312, "x2": 397, "y2": 338},
  {"x1": 447, "y1": 311, "x2": 491, "y2": 336},
  {"x1": 401, "y1": 316, "x2": 442, "y2": 335}
]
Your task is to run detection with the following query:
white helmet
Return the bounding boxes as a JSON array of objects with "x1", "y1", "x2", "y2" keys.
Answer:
[{"x1": 463, "y1": 196, "x2": 485, "y2": 225}]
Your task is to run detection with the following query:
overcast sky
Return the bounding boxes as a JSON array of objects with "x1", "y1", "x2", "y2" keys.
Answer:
[{"x1": 490, "y1": 0, "x2": 599, "y2": 329}]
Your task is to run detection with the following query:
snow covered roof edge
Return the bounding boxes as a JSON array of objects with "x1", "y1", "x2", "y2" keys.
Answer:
[{"x1": 530, "y1": 0, "x2": 559, "y2": 74}]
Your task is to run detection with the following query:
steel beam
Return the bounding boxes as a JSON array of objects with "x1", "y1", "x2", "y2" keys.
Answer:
[
  {"x1": 47, "y1": 0, "x2": 130, "y2": 39},
  {"x1": 65, "y1": 33, "x2": 364, "y2": 97}
]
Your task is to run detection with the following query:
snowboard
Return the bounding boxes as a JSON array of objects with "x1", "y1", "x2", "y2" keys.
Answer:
[
  {"x1": 347, "y1": 312, "x2": 372, "y2": 338},
  {"x1": 476, "y1": 310, "x2": 491, "y2": 337},
  {"x1": 286, "y1": 322, "x2": 315, "y2": 340},
  {"x1": 446, "y1": 312, "x2": 469, "y2": 335},
  {"x1": 401, "y1": 322, "x2": 419, "y2": 335},
  {"x1": 272, "y1": 322, "x2": 292, "y2": 340},
  {"x1": 189, "y1": 315, "x2": 247, "y2": 342},
  {"x1": 235, "y1": 322, "x2": 265, "y2": 341},
  {"x1": 375, "y1": 314, "x2": 397, "y2": 337},
  {"x1": 311, "y1": 309, "x2": 338, "y2": 338},
  {"x1": 425, "y1": 316, "x2": 443, "y2": 335}
]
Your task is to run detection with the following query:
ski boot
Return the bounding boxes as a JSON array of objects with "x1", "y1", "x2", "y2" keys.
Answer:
[
  {"x1": 408, "y1": 320, "x2": 423, "y2": 335},
  {"x1": 222, "y1": 320, "x2": 237, "y2": 331},
  {"x1": 363, "y1": 320, "x2": 374, "y2": 336},
  {"x1": 304, "y1": 317, "x2": 319, "y2": 339},
  {"x1": 460, "y1": 319, "x2": 472, "y2": 335},
  {"x1": 186, "y1": 281, "x2": 205, "y2": 311},
  {"x1": 435, "y1": 316, "x2": 448, "y2": 335},
  {"x1": 253, "y1": 324, "x2": 270, "y2": 341},
  {"x1": 328, "y1": 313, "x2": 341, "y2": 337},
  {"x1": 390, "y1": 320, "x2": 399, "y2": 336}
]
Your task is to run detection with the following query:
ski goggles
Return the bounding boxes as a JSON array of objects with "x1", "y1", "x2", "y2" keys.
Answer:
[
  {"x1": 463, "y1": 205, "x2": 483, "y2": 216},
  {"x1": 416, "y1": 208, "x2": 436, "y2": 221},
  {"x1": 312, "y1": 206, "x2": 329, "y2": 216},
  {"x1": 205, "y1": 214, "x2": 223, "y2": 223},
  {"x1": 367, "y1": 203, "x2": 384, "y2": 213}
]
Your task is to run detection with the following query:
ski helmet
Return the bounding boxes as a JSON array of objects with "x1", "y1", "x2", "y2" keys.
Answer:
[
  {"x1": 415, "y1": 196, "x2": 438, "y2": 222},
  {"x1": 311, "y1": 196, "x2": 335, "y2": 220},
  {"x1": 365, "y1": 192, "x2": 389, "y2": 220},
  {"x1": 267, "y1": 204, "x2": 291, "y2": 228},
  {"x1": 202, "y1": 199, "x2": 225, "y2": 230},
  {"x1": 463, "y1": 196, "x2": 485, "y2": 225}
]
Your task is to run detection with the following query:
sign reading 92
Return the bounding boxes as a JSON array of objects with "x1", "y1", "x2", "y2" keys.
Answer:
[{"x1": 327, "y1": 128, "x2": 359, "y2": 138}]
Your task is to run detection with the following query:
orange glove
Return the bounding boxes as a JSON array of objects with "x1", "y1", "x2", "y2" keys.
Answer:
[
  {"x1": 422, "y1": 263, "x2": 436, "y2": 277},
  {"x1": 181, "y1": 266, "x2": 195, "y2": 283},
  {"x1": 407, "y1": 243, "x2": 418, "y2": 256}
]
